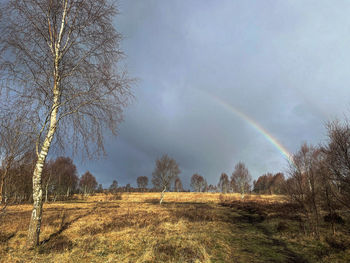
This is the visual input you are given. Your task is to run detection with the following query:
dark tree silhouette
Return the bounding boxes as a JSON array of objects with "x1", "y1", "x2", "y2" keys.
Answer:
[
  {"x1": 174, "y1": 177, "x2": 184, "y2": 192},
  {"x1": 79, "y1": 171, "x2": 98, "y2": 196},
  {"x1": 50, "y1": 157, "x2": 78, "y2": 199},
  {"x1": 137, "y1": 176, "x2": 148, "y2": 191},
  {"x1": 109, "y1": 180, "x2": 118, "y2": 194}
]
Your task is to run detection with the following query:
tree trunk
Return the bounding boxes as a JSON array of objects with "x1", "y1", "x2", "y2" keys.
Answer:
[
  {"x1": 160, "y1": 186, "x2": 166, "y2": 205},
  {"x1": 27, "y1": 77, "x2": 60, "y2": 247},
  {"x1": 45, "y1": 183, "x2": 49, "y2": 203},
  {"x1": 241, "y1": 185, "x2": 245, "y2": 199},
  {"x1": 0, "y1": 159, "x2": 13, "y2": 204},
  {"x1": 0, "y1": 171, "x2": 5, "y2": 204}
]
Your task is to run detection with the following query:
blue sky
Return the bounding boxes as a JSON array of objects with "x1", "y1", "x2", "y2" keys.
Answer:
[{"x1": 78, "y1": 0, "x2": 350, "y2": 189}]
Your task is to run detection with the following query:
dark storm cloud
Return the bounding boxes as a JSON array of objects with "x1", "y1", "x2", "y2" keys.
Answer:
[{"x1": 78, "y1": 0, "x2": 350, "y2": 188}]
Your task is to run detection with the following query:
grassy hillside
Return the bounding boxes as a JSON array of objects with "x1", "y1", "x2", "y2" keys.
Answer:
[{"x1": 0, "y1": 193, "x2": 349, "y2": 262}]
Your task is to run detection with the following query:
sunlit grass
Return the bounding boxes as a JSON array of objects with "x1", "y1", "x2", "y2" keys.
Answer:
[{"x1": 0, "y1": 193, "x2": 349, "y2": 263}]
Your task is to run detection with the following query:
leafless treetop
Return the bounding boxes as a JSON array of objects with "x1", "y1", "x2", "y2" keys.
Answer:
[{"x1": 0, "y1": 0, "x2": 132, "y2": 158}]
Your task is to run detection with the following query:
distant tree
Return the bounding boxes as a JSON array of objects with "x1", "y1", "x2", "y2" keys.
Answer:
[
  {"x1": 191, "y1": 173, "x2": 207, "y2": 192},
  {"x1": 50, "y1": 157, "x2": 78, "y2": 200},
  {"x1": 253, "y1": 173, "x2": 273, "y2": 194},
  {"x1": 324, "y1": 120, "x2": 350, "y2": 209},
  {"x1": 125, "y1": 183, "x2": 131, "y2": 192},
  {"x1": 97, "y1": 184, "x2": 104, "y2": 193},
  {"x1": 218, "y1": 173, "x2": 230, "y2": 193},
  {"x1": 271, "y1": 173, "x2": 285, "y2": 194},
  {"x1": 253, "y1": 172, "x2": 285, "y2": 194},
  {"x1": 202, "y1": 178, "x2": 208, "y2": 192},
  {"x1": 109, "y1": 180, "x2": 118, "y2": 194},
  {"x1": 137, "y1": 176, "x2": 148, "y2": 191},
  {"x1": 79, "y1": 171, "x2": 98, "y2": 196},
  {"x1": 152, "y1": 154, "x2": 180, "y2": 204},
  {"x1": 208, "y1": 184, "x2": 218, "y2": 192},
  {"x1": 42, "y1": 160, "x2": 54, "y2": 203},
  {"x1": 286, "y1": 143, "x2": 323, "y2": 237},
  {"x1": 174, "y1": 177, "x2": 184, "y2": 192},
  {"x1": 4, "y1": 152, "x2": 35, "y2": 203},
  {"x1": 231, "y1": 162, "x2": 252, "y2": 199}
]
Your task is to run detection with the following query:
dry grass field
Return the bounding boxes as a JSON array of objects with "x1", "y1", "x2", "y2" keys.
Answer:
[{"x1": 0, "y1": 193, "x2": 349, "y2": 263}]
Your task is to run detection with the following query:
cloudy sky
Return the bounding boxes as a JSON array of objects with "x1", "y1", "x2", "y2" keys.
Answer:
[{"x1": 79, "y1": 0, "x2": 350, "y2": 189}]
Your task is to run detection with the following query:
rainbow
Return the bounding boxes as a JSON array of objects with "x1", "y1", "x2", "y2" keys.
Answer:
[{"x1": 201, "y1": 90, "x2": 294, "y2": 165}]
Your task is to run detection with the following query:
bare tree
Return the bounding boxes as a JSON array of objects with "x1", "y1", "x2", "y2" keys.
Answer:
[
  {"x1": 253, "y1": 173, "x2": 273, "y2": 194},
  {"x1": 0, "y1": 0, "x2": 131, "y2": 247},
  {"x1": 42, "y1": 160, "x2": 54, "y2": 203},
  {"x1": 109, "y1": 180, "x2": 118, "y2": 194},
  {"x1": 79, "y1": 171, "x2": 98, "y2": 196},
  {"x1": 48, "y1": 156, "x2": 78, "y2": 200},
  {"x1": 152, "y1": 154, "x2": 180, "y2": 204},
  {"x1": 190, "y1": 173, "x2": 207, "y2": 192},
  {"x1": 324, "y1": 120, "x2": 350, "y2": 209},
  {"x1": 174, "y1": 177, "x2": 183, "y2": 192},
  {"x1": 97, "y1": 184, "x2": 103, "y2": 193},
  {"x1": 286, "y1": 143, "x2": 323, "y2": 238},
  {"x1": 207, "y1": 184, "x2": 218, "y2": 192},
  {"x1": 253, "y1": 172, "x2": 286, "y2": 194},
  {"x1": 0, "y1": 113, "x2": 34, "y2": 204},
  {"x1": 231, "y1": 162, "x2": 252, "y2": 199},
  {"x1": 2, "y1": 151, "x2": 36, "y2": 204},
  {"x1": 136, "y1": 176, "x2": 148, "y2": 191},
  {"x1": 271, "y1": 173, "x2": 285, "y2": 194},
  {"x1": 218, "y1": 173, "x2": 230, "y2": 193}
]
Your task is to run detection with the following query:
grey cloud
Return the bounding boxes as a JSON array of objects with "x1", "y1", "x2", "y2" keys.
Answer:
[{"x1": 77, "y1": 1, "x2": 350, "y2": 189}]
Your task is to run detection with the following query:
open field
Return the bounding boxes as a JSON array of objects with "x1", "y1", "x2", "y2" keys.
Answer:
[{"x1": 1, "y1": 193, "x2": 350, "y2": 263}]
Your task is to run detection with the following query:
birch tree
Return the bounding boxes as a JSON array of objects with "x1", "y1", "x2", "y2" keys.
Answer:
[
  {"x1": 218, "y1": 173, "x2": 229, "y2": 193},
  {"x1": 231, "y1": 162, "x2": 252, "y2": 199},
  {"x1": 174, "y1": 177, "x2": 183, "y2": 192},
  {"x1": 0, "y1": 0, "x2": 131, "y2": 247},
  {"x1": 152, "y1": 154, "x2": 180, "y2": 204},
  {"x1": 79, "y1": 171, "x2": 97, "y2": 196},
  {"x1": 191, "y1": 173, "x2": 207, "y2": 192}
]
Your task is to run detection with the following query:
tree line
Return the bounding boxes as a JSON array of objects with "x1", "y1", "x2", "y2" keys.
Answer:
[
  {"x1": 0, "y1": 155, "x2": 100, "y2": 203},
  {"x1": 283, "y1": 120, "x2": 350, "y2": 238}
]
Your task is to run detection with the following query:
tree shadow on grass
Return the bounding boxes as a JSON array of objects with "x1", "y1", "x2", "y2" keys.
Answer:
[
  {"x1": 40, "y1": 206, "x2": 97, "y2": 248},
  {"x1": 0, "y1": 232, "x2": 15, "y2": 243}
]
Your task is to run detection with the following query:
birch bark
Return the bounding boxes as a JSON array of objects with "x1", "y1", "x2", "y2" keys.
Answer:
[{"x1": 27, "y1": 86, "x2": 60, "y2": 246}]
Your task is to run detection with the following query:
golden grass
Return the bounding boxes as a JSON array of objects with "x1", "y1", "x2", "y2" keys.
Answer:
[
  {"x1": 0, "y1": 193, "x2": 348, "y2": 263},
  {"x1": 85, "y1": 192, "x2": 287, "y2": 204}
]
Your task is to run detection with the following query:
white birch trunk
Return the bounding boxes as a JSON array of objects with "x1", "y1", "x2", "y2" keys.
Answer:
[
  {"x1": 27, "y1": 77, "x2": 60, "y2": 247},
  {"x1": 160, "y1": 186, "x2": 166, "y2": 205}
]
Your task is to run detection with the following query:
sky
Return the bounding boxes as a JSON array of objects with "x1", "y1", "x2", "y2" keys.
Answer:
[{"x1": 78, "y1": 0, "x2": 350, "y2": 189}]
